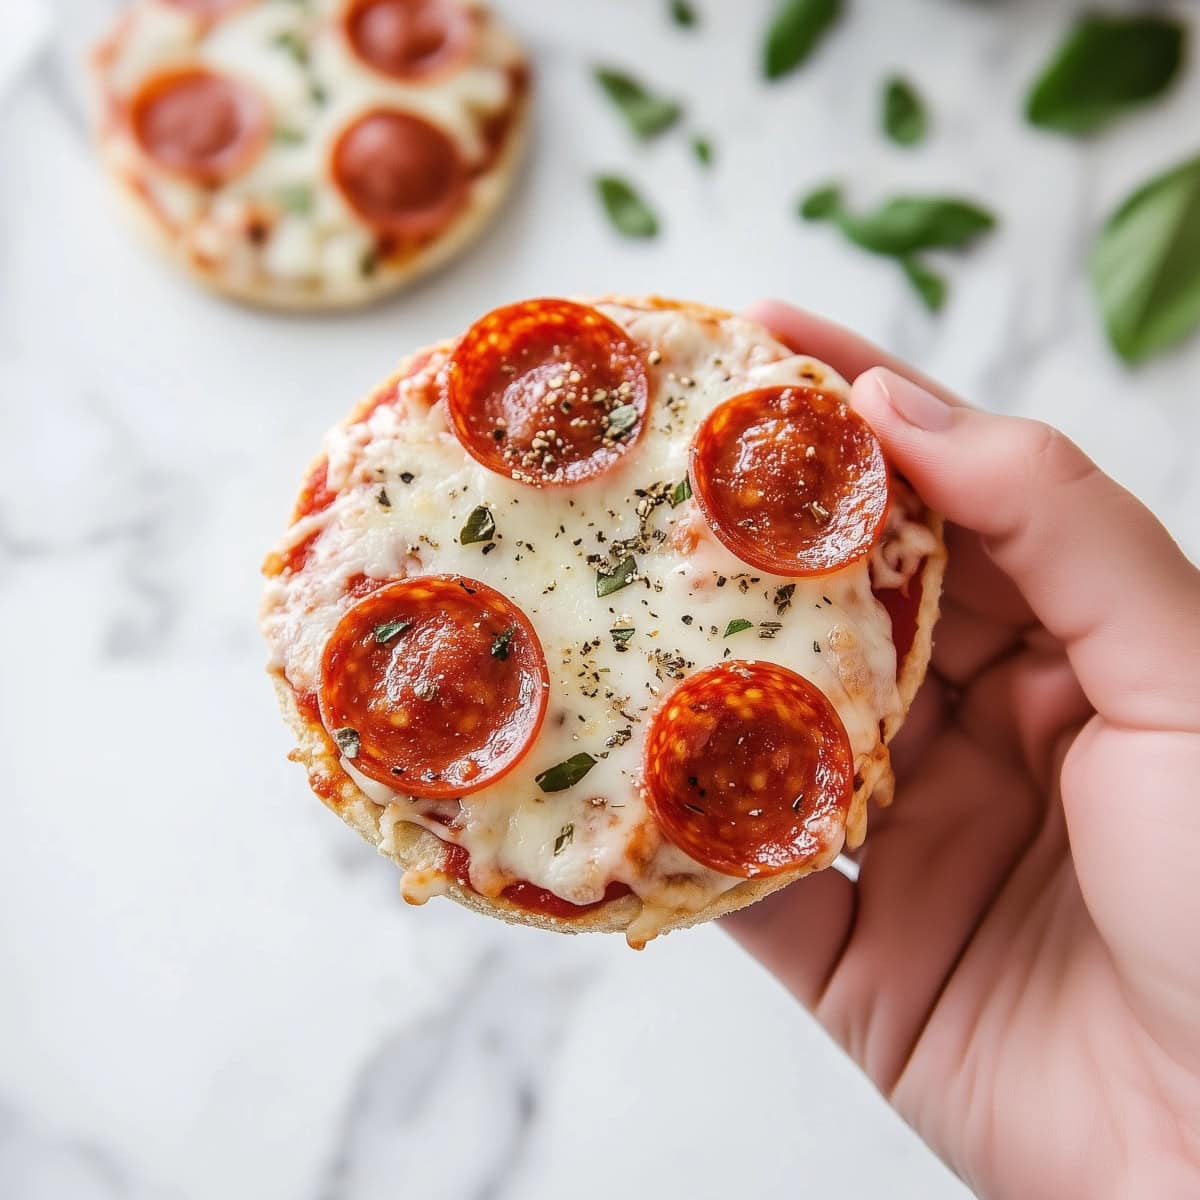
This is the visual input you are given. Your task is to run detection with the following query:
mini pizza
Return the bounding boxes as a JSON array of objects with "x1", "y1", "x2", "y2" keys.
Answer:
[
  {"x1": 261, "y1": 297, "x2": 946, "y2": 946},
  {"x1": 90, "y1": 0, "x2": 530, "y2": 309}
]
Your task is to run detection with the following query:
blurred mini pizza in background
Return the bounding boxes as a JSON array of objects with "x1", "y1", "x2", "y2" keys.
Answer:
[{"x1": 90, "y1": 0, "x2": 530, "y2": 309}]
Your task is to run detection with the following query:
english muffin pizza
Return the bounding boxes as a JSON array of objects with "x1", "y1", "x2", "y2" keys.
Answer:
[
  {"x1": 261, "y1": 297, "x2": 946, "y2": 947},
  {"x1": 90, "y1": 0, "x2": 530, "y2": 309}
]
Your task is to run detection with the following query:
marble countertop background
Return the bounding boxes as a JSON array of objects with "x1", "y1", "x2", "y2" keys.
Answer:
[{"x1": 2, "y1": 1, "x2": 1198, "y2": 1197}]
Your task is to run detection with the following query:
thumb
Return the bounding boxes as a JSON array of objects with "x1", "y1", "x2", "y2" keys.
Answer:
[{"x1": 854, "y1": 368, "x2": 1200, "y2": 731}]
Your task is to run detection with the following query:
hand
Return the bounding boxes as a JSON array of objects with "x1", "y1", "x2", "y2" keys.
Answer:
[{"x1": 725, "y1": 301, "x2": 1200, "y2": 1200}]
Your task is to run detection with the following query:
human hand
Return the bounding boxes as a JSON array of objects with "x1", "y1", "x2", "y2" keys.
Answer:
[{"x1": 726, "y1": 301, "x2": 1200, "y2": 1200}]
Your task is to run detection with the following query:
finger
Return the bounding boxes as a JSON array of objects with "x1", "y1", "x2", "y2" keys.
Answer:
[
  {"x1": 939, "y1": 524, "x2": 1033, "y2": 628},
  {"x1": 819, "y1": 730, "x2": 1043, "y2": 1091},
  {"x1": 744, "y1": 299, "x2": 965, "y2": 404},
  {"x1": 854, "y1": 369, "x2": 1200, "y2": 731},
  {"x1": 723, "y1": 868, "x2": 855, "y2": 1009},
  {"x1": 930, "y1": 597, "x2": 1025, "y2": 687},
  {"x1": 958, "y1": 648, "x2": 1093, "y2": 791}
]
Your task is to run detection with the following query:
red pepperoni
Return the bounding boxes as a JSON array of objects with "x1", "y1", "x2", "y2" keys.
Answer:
[
  {"x1": 689, "y1": 386, "x2": 890, "y2": 577},
  {"x1": 129, "y1": 68, "x2": 268, "y2": 186},
  {"x1": 643, "y1": 661, "x2": 854, "y2": 878},
  {"x1": 345, "y1": 0, "x2": 473, "y2": 80},
  {"x1": 444, "y1": 299, "x2": 650, "y2": 486},
  {"x1": 331, "y1": 110, "x2": 467, "y2": 238},
  {"x1": 318, "y1": 576, "x2": 548, "y2": 798}
]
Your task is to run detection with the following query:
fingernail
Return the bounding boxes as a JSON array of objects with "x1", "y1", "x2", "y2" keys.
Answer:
[{"x1": 875, "y1": 371, "x2": 953, "y2": 431}]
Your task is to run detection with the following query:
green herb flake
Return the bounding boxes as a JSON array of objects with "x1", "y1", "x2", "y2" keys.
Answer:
[
  {"x1": 901, "y1": 256, "x2": 948, "y2": 313},
  {"x1": 460, "y1": 505, "x2": 497, "y2": 545},
  {"x1": 593, "y1": 67, "x2": 683, "y2": 139},
  {"x1": 333, "y1": 728, "x2": 360, "y2": 759},
  {"x1": 276, "y1": 184, "x2": 314, "y2": 215},
  {"x1": 490, "y1": 629, "x2": 514, "y2": 660},
  {"x1": 1026, "y1": 14, "x2": 1184, "y2": 136},
  {"x1": 835, "y1": 195, "x2": 996, "y2": 256},
  {"x1": 597, "y1": 555, "x2": 639, "y2": 598},
  {"x1": 763, "y1": 0, "x2": 842, "y2": 81},
  {"x1": 1089, "y1": 153, "x2": 1200, "y2": 364},
  {"x1": 537, "y1": 754, "x2": 597, "y2": 794},
  {"x1": 691, "y1": 135, "x2": 713, "y2": 167},
  {"x1": 669, "y1": 0, "x2": 698, "y2": 28},
  {"x1": 373, "y1": 620, "x2": 410, "y2": 645},
  {"x1": 724, "y1": 618, "x2": 754, "y2": 637},
  {"x1": 554, "y1": 823, "x2": 575, "y2": 855},
  {"x1": 669, "y1": 477, "x2": 692, "y2": 507},
  {"x1": 882, "y1": 76, "x2": 927, "y2": 147},
  {"x1": 799, "y1": 183, "x2": 843, "y2": 222},
  {"x1": 610, "y1": 627, "x2": 636, "y2": 649},
  {"x1": 273, "y1": 126, "x2": 306, "y2": 146},
  {"x1": 596, "y1": 555, "x2": 639, "y2": 598},
  {"x1": 272, "y1": 30, "x2": 309, "y2": 65},
  {"x1": 595, "y1": 176, "x2": 659, "y2": 238},
  {"x1": 605, "y1": 404, "x2": 639, "y2": 438}
]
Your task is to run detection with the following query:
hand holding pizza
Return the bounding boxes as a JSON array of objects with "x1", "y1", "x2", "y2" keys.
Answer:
[{"x1": 728, "y1": 301, "x2": 1200, "y2": 1200}]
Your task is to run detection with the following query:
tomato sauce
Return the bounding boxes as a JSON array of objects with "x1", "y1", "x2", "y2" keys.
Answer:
[
  {"x1": 873, "y1": 566, "x2": 925, "y2": 668},
  {"x1": 441, "y1": 843, "x2": 632, "y2": 920}
]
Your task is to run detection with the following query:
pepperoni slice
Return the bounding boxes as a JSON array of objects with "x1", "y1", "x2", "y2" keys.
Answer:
[
  {"x1": 444, "y1": 299, "x2": 650, "y2": 486},
  {"x1": 129, "y1": 68, "x2": 269, "y2": 186},
  {"x1": 331, "y1": 110, "x2": 467, "y2": 238},
  {"x1": 643, "y1": 661, "x2": 854, "y2": 878},
  {"x1": 689, "y1": 386, "x2": 890, "y2": 577},
  {"x1": 318, "y1": 576, "x2": 548, "y2": 798},
  {"x1": 345, "y1": 0, "x2": 473, "y2": 80}
]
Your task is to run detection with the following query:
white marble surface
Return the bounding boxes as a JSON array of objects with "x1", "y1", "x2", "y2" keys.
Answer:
[{"x1": 2, "y1": 1, "x2": 1198, "y2": 1197}]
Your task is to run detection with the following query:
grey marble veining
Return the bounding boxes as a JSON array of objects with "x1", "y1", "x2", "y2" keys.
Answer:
[{"x1": 3, "y1": 2, "x2": 1199, "y2": 1199}]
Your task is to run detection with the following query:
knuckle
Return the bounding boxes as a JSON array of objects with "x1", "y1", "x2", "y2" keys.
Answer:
[{"x1": 1022, "y1": 420, "x2": 1096, "y2": 490}]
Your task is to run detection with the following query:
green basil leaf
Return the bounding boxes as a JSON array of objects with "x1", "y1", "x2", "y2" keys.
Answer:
[
  {"x1": 593, "y1": 67, "x2": 682, "y2": 139},
  {"x1": 596, "y1": 555, "x2": 639, "y2": 598},
  {"x1": 763, "y1": 0, "x2": 842, "y2": 81},
  {"x1": 554, "y1": 823, "x2": 575, "y2": 854},
  {"x1": 1026, "y1": 14, "x2": 1185, "y2": 135},
  {"x1": 490, "y1": 629, "x2": 514, "y2": 660},
  {"x1": 537, "y1": 754, "x2": 597, "y2": 794},
  {"x1": 373, "y1": 620, "x2": 411, "y2": 645},
  {"x1": 276, "y1": 184, "x2": 313, "y2": 215},
  {"x1": 610, "y1": 627, "x2": 636, "y2": 648},
  {"x1": 459, "y1": 505, "x2": 496, "y2": 545},
  {"x1": 669, "y1": 477, "x2": 692, "y2": 507},
  {"x1": 882, "y1": 76, "x2": 927, "y2": 146},
  {"x1": 900, "y1": 256, "x2": 947, "y2": 313},
  {"x1": 837, "y1": 196, "x2": 995, "y2": 255},
  {"x1": 669, "y1": 0, "x2": 698, "y2": 28},
  {"x1": 595, "y1": 176, "x2": 659, "y2": 238},
  {"x1": 798, "y1": 183, "x2": 843, "y2": 221},
  {"x1": 724, "y1": 618, "x2": 754, "y2": 637},
  {"x1": 1089, "y1": 153, "x2": 1200, "y2": 364},
  {"x1": 691, "y1": 135, "x2": 714, "y2": 167}
]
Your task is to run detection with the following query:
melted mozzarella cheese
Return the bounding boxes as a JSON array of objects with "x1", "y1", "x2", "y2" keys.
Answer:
[
  {"x1": 94, "y1": 0, "x2": 524, "y2": 295},
  {"x1": 263, "y1": 303, "x2": 930, "y2": 927}
]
